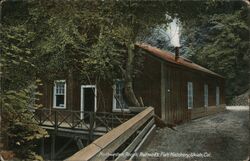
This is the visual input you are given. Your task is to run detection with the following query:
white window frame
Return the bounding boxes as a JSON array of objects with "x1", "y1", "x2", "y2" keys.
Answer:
[
  {"x1": 187, "y1": 82, "x2": 193, "y2": 109},
  {"x1": 204, "y1": 84, "x2": 208, "y2": 107},
  {"x1": 53, "y1": 80, "x2": 66, "y2": 109},
  {"x1": 80, "y1": 85, "x2": 97, "y2": 119},
  {"x1": 216, "y1": 86, "x2": 220, "y2": 106},
  {"x1": 112, "y1": 80, "x2": 129, "y2": 112}
]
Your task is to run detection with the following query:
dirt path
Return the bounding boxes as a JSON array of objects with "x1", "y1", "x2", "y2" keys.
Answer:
[{"x1": 139, "y1": 106, "x2": 249, "y2": 161}]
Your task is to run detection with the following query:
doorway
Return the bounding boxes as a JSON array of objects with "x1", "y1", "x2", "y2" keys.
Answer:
[{"x1": 80, "y1": 85, "x2": 97, "y2": 120}]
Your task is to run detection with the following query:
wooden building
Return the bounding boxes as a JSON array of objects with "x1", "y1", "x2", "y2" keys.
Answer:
[{"x1": 38, "y1": 43, "x2": 226, "y2": 124}]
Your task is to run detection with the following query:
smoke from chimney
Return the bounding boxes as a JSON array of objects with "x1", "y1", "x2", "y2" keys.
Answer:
[
  {"x1": 167, "y1": 18, "x2": 181, "y2": 47},
  {"x1": 166, "y1": 18, "x2": 181, "y2": 60}
]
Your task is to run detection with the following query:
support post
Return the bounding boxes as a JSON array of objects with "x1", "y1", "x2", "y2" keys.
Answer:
[
  {"x1": 51, "y1": 133, "x2": 56, "y2": 160},
  {"x1": 40, "y1": 137, "x2": 45, "y2": 157},
  {"x1": 55, "y1": 138, "x2": 74, "y2": 158},
  {"x1": 75, "y1": 137, "x2": 84, "y2": 150},
  {"x1": 89, "y1": 113, "x2": 94, "y2": 142},
  {"x1": 54, "y1": 111, "x2": 58, "y2": 131}
]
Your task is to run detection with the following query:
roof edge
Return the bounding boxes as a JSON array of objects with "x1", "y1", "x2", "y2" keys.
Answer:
[{"x1": 135, "y1": 43, "x2": 224, "y2": 79}]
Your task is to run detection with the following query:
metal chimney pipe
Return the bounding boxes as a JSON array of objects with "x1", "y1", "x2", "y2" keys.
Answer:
[{"x1": 175, "y1": 47, "x2": 180, "y2": 61}]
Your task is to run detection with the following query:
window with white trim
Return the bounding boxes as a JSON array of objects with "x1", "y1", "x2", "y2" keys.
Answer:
[
  {"x1": 53, "y1": 80, "x2": 66, "y2": 109},
  {"x1": 113, "y1": 80, "x2": 128, "y2": 111},
  {"x1": 216, "y1": 86, "x2": 220, "y2": 106},
  {"x1": 187, "y1": 82, "x2": 193, "y2": 109},
  {"x1": 204, "y1": 84, "x2": 208, "y2": 107}
]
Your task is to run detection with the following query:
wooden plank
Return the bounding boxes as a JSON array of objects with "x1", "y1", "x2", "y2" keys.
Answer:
[
  {"x1": 191, "y1": 107, "x2": 206, "y2": 119},
  {"x1": 191, "y1": 105, "x2": 226, "y2": 119},
  {"x1": 55, "y1": 138, "x2": 74, "y2": 158},
  {"x1": 75, "y1": 138, "x2": 84, "y2": 150},
  {"x1": 191, "y1": 113, "x2": 206, "y2": 119},
  {"x1": 129, "y1": 125, "x2": 156, "y2": 160},
  {"x1": 192, "y1": 107, "x2": 205, "y2": 114},
  {"x1": 161, "y1": 62, "x2": 166, "y2": 121},
  {"x1": 65, "y1": 107, "x2": 154, "y2": 161},
  {"x1": 115, "y1": 118, "x2": 154, "y2": 161}
]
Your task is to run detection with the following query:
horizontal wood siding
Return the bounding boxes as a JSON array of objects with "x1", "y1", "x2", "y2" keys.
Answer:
[{"x1": 191, "y1": 105, "x2": 226, "y2": 119}]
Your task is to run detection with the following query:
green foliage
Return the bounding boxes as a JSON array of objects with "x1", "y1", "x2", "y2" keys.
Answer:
[
  {"x1": 1, "y1": 1, "x2": 48, "y2": 160},
  {"x1": 2, "y1": 1, "x2": 248, "y2": 159},
  {"x1": 81, "y1": 35, "x2": 123, "y2": 80},
  {"x1": 183, "y1": 4, "x2": 249, "y2": 100},
  {"x1": 24, "y1": 1, "x2": 171, "y2": 83},
  {"x1": 1, "y1": 83, "x2": 48, "y2": 160},
  {"x1": 0, "y1": 25, "x2": 36, "y2": 90}
]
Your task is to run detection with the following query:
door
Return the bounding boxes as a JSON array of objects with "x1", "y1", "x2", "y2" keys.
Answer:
[{"x1": 80, "y1": 85, "x2": 97, "y2": 120}]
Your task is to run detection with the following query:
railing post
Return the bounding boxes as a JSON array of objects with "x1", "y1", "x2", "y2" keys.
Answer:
[
  {"x1": 111, "y1": 114, "x2": 114, "y2": 129},
  {"x1": 51, "y1": 132, "x2": 56, "y2": 160},
  {"x1": 40, "y1": 137, "x2": 45, "y2": 157},
  {"x1": 65, "y1": 107, "x2": 154, "y2": 161},
  {"x1": 39, "y1": 110, "x2": 42, "y2": 125},
  {"x1": 72, "y1": 111, "x2": 74, "y2": 129},
  {"x1": 89, "y1": 112, "x2": 95, "y2": 142},
  {"x1": 54, "y1": 110, "x2": 58, "y2": 131}
]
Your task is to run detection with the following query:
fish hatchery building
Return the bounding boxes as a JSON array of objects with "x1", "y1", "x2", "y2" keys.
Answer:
[{"x1": 37, "y1": 43, "x2": 226, "y2": 124}]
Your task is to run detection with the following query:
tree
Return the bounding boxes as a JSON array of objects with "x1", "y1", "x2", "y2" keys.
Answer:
[
  {"x1": 182, "y1": 1, "x2": 249, "y2": 101},
  {"x1": 26, "y1": 0, "x2": 173, "y2": 107},
  {"x1": 0, "y1": 1, "x2": 48, "y2": 160},
  {"x1": 140, "y1": 1, "x2": 249, "y2": 102},
  {"x1": 96, "y1": 1, "x2": 173, "y2": 107}
]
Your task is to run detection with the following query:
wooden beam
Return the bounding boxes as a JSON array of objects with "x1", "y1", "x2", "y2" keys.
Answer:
[
  {"x1": 54, "y1": 138, "x2": 74, "y2": 158},
  {"x1": 129, "y1": 125, "x2": 156, "y2": 160},
  {"x1": 161, "y1": 62, "x2": 166, "y2": 121},
  {"x1": 51, "y1": 134, "x2": 56, "y2": 160},
  {"x1": 115, "y1": 118, "x2": 154, "y2": 161},
  {"x1": 65, "y1": 107, "x2": 154, "y2": 161},
  {"x1": 40, "y1": 138, "x2": 45, "y2": 157},
  {"x1": 75, "y1": 137, "x2": 84, "y2": 150}
]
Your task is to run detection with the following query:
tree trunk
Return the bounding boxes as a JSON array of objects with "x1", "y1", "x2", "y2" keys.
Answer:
[
  {"x1": 68, "y1": 69, "x2": 74, "y2": 110},
  {"x1": 124, "y1": 43, "x2": 141, "y2": 107}
]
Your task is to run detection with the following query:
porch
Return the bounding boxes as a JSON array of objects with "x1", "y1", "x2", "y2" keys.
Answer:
[
  {"x1": 32, "y1": 108, "x2": 134, "y2": 134},
  {"x1": 31, "y1": 108, "x2": 134, "y2": 159}
]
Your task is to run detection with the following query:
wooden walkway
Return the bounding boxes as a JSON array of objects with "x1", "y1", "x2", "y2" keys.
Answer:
[
  {"x1": 66, "y1": 107, "x2": 156, "y2": 161},
  {"x1": 27, "y1": 108, "x2": 135, "y2": 159}
]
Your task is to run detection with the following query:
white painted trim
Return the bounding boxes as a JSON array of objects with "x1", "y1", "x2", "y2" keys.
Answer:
[
  {"x1": 204, "y1": 84, "x2": 208, "y2": 107},
  {"x1": 53, "y1": 80, "x2": 66, "y2": 109},
  {"x1": 80, "y1": 85, "x2": 97, "y2": 119},
  {"x1": 112, "y1": 83, "x2": 130, "y2": 112},
  {"x1": 187, "y1": 81, "x2": 193, "y2": 109},
  {"x1": 216, "y1": 86, "x2": 220, "y2": 106}
]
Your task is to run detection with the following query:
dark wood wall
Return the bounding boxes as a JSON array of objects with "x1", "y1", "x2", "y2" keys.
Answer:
[
  {"x1": 159, "y1": 58, "x2": 225, "y2": 124},
  {"x1": 37, "y1": 53, "x2": 162, "y2": 115},
  {"x1": 133, "y1": 54, "x2": 162, "y2": 116},
  {"x1": 37, "y1": 78, "x2": 114, "y2": 112}
]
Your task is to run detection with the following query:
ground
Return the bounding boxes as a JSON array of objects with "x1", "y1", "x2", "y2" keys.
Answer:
[{"x1": 139, "y1": 106, "x2": 249, "y2": 161}]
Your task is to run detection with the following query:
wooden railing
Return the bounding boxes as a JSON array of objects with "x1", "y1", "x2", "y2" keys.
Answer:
[
  {"x1": 30, "y1": 108, "x2": 134, "y2": 136},
  {"x1": 65, "y1": 107, "x2": 156, "y2": 161}
]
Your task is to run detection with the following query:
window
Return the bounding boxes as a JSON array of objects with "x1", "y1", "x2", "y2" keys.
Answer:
[
  {"x1": 216, "y1": 86, "x2": 220, "y2": 106},
  {"x1": 204, "y1": 84, "x2": 208, "y2": 107},
  {"x1": 187, "y1": 82, "x2": 193, "y2": 109},
  {"x1": 53, "y1": 80, "x2": 66, "y2": 109},
  {"x1": 113, "y1": 80, "x2": 128, "y2": 112}
]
